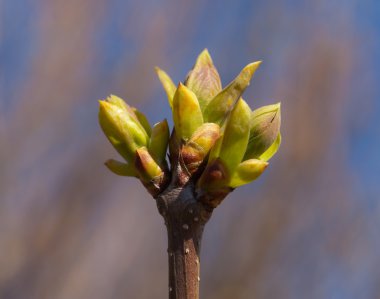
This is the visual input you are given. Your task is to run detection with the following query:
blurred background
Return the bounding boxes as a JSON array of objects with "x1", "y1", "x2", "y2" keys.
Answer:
[{"x1": 1, "y1": 0, "x2": 380, "y2": 298}]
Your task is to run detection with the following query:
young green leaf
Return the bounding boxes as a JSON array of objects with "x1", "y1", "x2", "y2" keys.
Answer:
[
  {"x1": 98, "y1": 100, "x2": 149, "y2": 162},
  {"x1": 172, "y1": 83, "x2": 203, "y2": 141},
  {"x1": 132, "y1": 107, "x2": 152, "y2": 136},
  {"x1": 229, "y1": 159, "x2": 268, "y2": 188},
  {"x1": 107, "y1": 95, "x2": 141, "y2": 124},
  {"x1": 203, "y1": 61, "x2": 261, "y2": 125},
  {"x1": 105, "y1": 159, "x2": 138, "y2": 177},
  {"x1": 155, "y1": 67, "x2": 177, "y2": 109},
  {"x1": 181, "y1": 123, "x2": 220, "y2": 173},
  {"x1": 187, "y1": 123, "x2": 220, "y2": 153},
  {"x1": 244, "y1": 103, "x2": 281, "y2": 160},
  {"x1": 106, "y1": 94, "x2": 151, "y2": 137},
  {"x1": 185, "y1": 49, "x2": 222, "y2": 111},
  {"x1": 148, "y1": 119, "x2": 170, "y2": 167},
  {"x1": 259, "y1": 132, "x2": 281, "y2": 162},
  {"x1": 135, "y1": 147, "x2": 163, "y2": 182},
  {"x1": 212, "y1": 99, "x2": 251, "y2": 175}
]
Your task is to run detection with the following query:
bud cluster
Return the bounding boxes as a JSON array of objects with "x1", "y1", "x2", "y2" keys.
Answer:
[{"x1": 99, "y1": 49, "x2": 281, "y2": 203}]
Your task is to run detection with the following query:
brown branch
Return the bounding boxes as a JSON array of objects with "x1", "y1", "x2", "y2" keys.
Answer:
[{"x1": 156, "y1": 183, "x2": 213, "y2": 299}]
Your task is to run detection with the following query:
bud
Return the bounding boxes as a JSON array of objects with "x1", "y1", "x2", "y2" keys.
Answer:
[
  {"x1": 105, "y1": 159, "x2": 138, "y2": 177},
  {"x1": 185, "y1": 49, "x2": 222, "y2": 111},
  {"x1": 229, "y1": 159, "x2": 268, "y2": 188},
  {"x1": 209, "y1": 99, "x2": 251, "y2": 175},
  {"x1": 203, "y1": 61, "x2": 261, "y2": 125},
  {"x1": 181, "y1": 123, "x2": 220, "y2": 173},
  {"x1": 187, "y1": 123, "x2": 220, "y2": 153},
  {"x1": 259, "y1": 132, "x2": 281, "y2": 162},
  {"x1": 198, "y1": 99, "x2": 251, "y2": 191},
  {"x1": 107, "y1": 95, "x2": 151, "y2": 137},
  {"x1": 244, "y1": 103, "x2": 281, "y2": 160},
  {"x1": 148, "y1": 119, "x2": 169, "y2": 167},
  {"x1": 99, "y1": 54, "x2": 282, "y2": 199},
  {"x1": 98, "y1": 100, "x2": 149, "y2": 162},
  {"x1": 172, "y1": 83, "x2": 203, "y2": 141},
  {"x1": 106, "y1": 94, "x2": 132, "y2": 111},
  {"x1": 196, "y1": 158, "x2": 230, "y2": 191},
  {"x1": 132, "y1": 107, "x2": 152, "y2": 136},
  {"x1": 155, "y1": 67, "x2": 177, "y2": 109},
  {"x1": 135, "y1": 147, "x2": 163, "y2": 183}
]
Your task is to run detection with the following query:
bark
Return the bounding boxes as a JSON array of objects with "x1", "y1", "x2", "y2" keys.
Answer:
[
  {"x1": 156, "y1": 184, "x2": 213, "y2": 299},
  {"x1": 152, "y1": 132, "x2": 230, "y2": 298}
]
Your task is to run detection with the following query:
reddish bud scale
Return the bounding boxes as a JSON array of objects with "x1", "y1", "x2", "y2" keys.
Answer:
[{"x1": 197, "y1": 158, "x2": 230, "y2": 192}]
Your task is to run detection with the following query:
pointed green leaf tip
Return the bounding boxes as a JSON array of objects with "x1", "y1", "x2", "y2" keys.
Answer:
[
  {"x1": 203, "y1": 61, "x2": 261, "y2": 125},
  {"x1": 155, "y1": 67, "x2": 176, "y2": 109},
  {"x1": 98, "y1": 99, "x2": 149, "y2": 163},
  {"x1": 229, "y1": 159, "x2": 268, "y2": 188},
  {"x1": 244, "y1": 103, "x2": 281, "y2": 160},
  {"x1": 185, "y1": 49, "x2": 222, "y2": 111},
  {"x1": 105, "y1": 159, "x2": 138, "y2": 177},
  {"x1": 148, "y1": 119, "x2": 169, "y2": 167},
  {"x1": 172, "y1": 83, "x2": 203, "y2": 141}
]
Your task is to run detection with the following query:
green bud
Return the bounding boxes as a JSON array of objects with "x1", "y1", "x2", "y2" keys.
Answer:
[
  {"x1": 181, "y1": 123, "x2": 220, "y2": 173},
  {"x1": 244, "y1": 103, "x2": 281, "y2": 160},
  {"x1": 203, "y1": 61, "x2": 261, "y2": 125},
  {"x1": 172, "y1": 83, "x2": 203, "y2": 141},
  {"x1": 98, "y1": 100, "x2": 149, "y2": 162},
  {"x1": 105, "y1": 94, "x2": 150, "y2": 138},
  {"x1": 209, "y1": 99, "x2": 251, "y2": 175},
  {"x1": 98, "y1": 54, "x2": 282, "y2": 198},
  {"x1": 106, "y1": 94, "x2": 131, "y2": 111},
  {"x1": 132, "y1": 107, "x2": 152, "y2": 136},
  {"x1": 196, "y1": 158, "x2": 230, "y2": 191},
  {"x1": 185, "y1": 49, "x2": 222, "y2": 111},
  {"x1": 107, "y1": 95, "x2": 141, "y2": 126},
  {"x1": 187, "y1": 123, "x2": 220, "y2": 152},
  {"x1": 135, "y1": 147, "x2": 163, "y2": 182},
  {"x1": 148, "y1": 119, "x2": 169, "y2": 167},
  {"x1": 155, "y1": 67, "x2": 177, "y2": 109},
  {"x1": 105, "y1": 159, "x2": 138, "y2": 177},
  {"x1": 229, "y1": 159, "x2": 268, "y2": 188},
  {"x1": 259, "y1": 132, "x2": 281, "y2": 162}
]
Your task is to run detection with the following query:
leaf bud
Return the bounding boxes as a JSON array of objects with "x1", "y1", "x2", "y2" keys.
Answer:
[
  {"x1": 181, "y1": 123, "x2": 220, "y2": 173},
  {"x1": 135, "y1": 147, "x2": 163, "y2": 183},
  {"x1": 244, "y1": 103, "x2": 281, "y2": 160},
  {"x1": 185, "y1": 49, "x2": 222, "y2": 111},
  {"x1": 209, "y1": 99, "x2": 251, "y2": 176},
  {"x1": 148, "y1": 119, "x2": 170, "y2": 167},
  {"x1": 229, "y1": 159, "x2": 268, "y2": 188},
  {"x1": 104, "y1": 159, "x2": 138, "y2": 177},
  {"x1": 172, "y1": 83, "x2": 203, "y2": 141},
  {"x1": 203, "y1": 61, "x2": 261, "y2": 125},
  {"x1": 98, "y1": 99, "x2": 149, "y2": 162}
]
